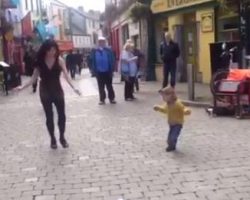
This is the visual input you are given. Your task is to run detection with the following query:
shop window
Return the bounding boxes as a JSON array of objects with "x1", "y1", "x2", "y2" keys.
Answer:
[
  {"x1": 217, "y1": 0, "x2": 239, "y2": 41},
  {"x1": 122, "y1": 24, "x2": 129, "y2": 45}
]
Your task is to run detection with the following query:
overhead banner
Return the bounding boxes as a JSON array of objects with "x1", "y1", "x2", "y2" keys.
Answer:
[
  {"x1": 151, "y1": 0, "x2": 214, "y2": 14},
  {"x1": 21, "y1": 12, "x2": 32, "y2": 37},
  {"x1": 2, "y1": 0, "x2": 16, "y2": 8},
  {"x1": 2, "y1": 0, "x2": 19, "y2": 8}
]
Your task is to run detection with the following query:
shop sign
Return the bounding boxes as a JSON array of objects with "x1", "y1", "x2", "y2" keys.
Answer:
[
  {"x1": 151, "y1": 0, "x2": 214, "y2": 14},
  {"x1": 56, "y1": 40, "x2": 74, "y2": 52},
  {"x1": 201, "y1": 12, "x2": 213, "y2": 32}
]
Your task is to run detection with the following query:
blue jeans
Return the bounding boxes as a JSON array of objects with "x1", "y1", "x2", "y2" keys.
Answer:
[{"x1": 167, "y1": 124, "x2": 182, "y2": 148}]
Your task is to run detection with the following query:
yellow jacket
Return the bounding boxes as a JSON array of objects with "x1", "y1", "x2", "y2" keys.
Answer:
[{"x1": 154, "y1": 99, "x2": 191, "y2": 125}]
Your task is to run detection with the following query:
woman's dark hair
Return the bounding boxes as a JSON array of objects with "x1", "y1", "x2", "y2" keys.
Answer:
[{"x1": 36, "y1": 39, "x2": 60, "y2": 65}]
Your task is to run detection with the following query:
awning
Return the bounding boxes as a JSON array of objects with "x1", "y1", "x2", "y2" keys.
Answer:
[{"x1": 56, "y1": 40, "x2": 74, "y2": 52}]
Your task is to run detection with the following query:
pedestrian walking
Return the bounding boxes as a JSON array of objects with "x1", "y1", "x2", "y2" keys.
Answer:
[
  {"x1": 120, "y1": 42, "x2": 138, "y2": 101},
  {"x1": 15, "y1": 40, "x2": 81, "y2": 149},
  {"x1": 154, "y1": 87, "x2": 191, "y2": 152},
  {"x1": 66, "y1": 51, "x2": 77, "y2": 79},
  {"x1": 86, "y1": 53, "x2": 94, "y2": 77},
  {"x1": 160, "y1": 32, "x2": 180, "y2": 88},
  {"x1": 91, "y1": 36, "x2": 116, "y2": 105},
  {"x1": 23, "y1": 46, "x2": 38, "y2": 93},
  {"x1": 76, "y1": 51, "x2": 83, "y2": 75}
]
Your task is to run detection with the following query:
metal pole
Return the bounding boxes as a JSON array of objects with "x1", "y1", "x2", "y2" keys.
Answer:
[{"x1": 187, "y1": 63, "x2": 195, "y2": 101}]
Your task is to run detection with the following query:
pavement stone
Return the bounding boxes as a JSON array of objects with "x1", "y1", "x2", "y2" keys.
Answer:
[{"x1": 0, "y1": 71, "x2": 250, "y2": 199}]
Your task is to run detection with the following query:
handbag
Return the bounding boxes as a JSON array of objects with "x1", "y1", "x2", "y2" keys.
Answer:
[{"x1": 121, "y1": 61, "x2": 130, "y2": 76}]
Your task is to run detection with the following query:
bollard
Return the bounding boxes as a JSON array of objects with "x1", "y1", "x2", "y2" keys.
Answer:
[{"x1": 187, "y1": 63, "x2": 195, "y2": 101}]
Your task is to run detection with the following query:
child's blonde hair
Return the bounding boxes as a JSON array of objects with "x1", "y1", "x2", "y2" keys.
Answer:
[{"x1": 159, "y1": 87, "x2": 177, "y2": 102}]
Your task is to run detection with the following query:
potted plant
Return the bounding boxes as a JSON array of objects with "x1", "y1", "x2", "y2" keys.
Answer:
[{"x1": 130, "y1": 2, "x2": 151, "y2": 22}]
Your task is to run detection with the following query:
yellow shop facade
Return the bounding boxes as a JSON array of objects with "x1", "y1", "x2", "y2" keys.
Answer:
[{"x1": 151, "y1": 0, "x2": 217, "y2": 83}]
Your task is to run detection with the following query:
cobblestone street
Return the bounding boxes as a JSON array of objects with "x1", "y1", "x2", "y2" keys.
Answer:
[{"x1": 1, "y1": 72, "x2": 250, "y2": 200}]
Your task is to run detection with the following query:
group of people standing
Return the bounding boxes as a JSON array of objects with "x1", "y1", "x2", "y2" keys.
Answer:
[{"x1": 90, "y1": 36, "x2": 144, "y2": 104}]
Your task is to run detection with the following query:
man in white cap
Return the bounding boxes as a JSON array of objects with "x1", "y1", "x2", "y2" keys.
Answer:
[{"x1": 90, "y1": 36, "x2": 116, "y2": 105}]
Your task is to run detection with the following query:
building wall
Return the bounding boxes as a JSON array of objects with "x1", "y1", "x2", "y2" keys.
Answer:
[
  {"x1": 168, "y1": 15, "x2": 183, "y2": 35},
  {"x1": 154, "y1": 8, "x2": 215, "y2": 83},
  {"x1": 50, "y1": 2, "x2": 68, "y2": 41},
  {"x1": 166, "y1": 10, "x2": 215, "y2": 83},
  {"x1": 196, "y1": 8, "x2": 215, "y2": 83},
  {"x1": 20, "y1": 0, "x2": 43, "y2": 25},
  {"x1": 85, "y1": 11, "x2": 101, "y2": 46},
  {"x1": 111, "y1": 3, "x2": 141, "y2": 52},
  {"x1": 70, "y1": 9, "x2": 87, "y2": 36}
]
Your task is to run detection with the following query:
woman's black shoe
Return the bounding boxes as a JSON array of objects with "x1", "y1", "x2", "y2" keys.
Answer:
[
  {"x1": 50, "y1": 139, "x2": 57, "y2": 149},
  {"x1": 166, "y1": 146, "x2": 176, "y2": 152},
  {"x1": 60, "y1": 139, "x2": 69, "y2": 148}
]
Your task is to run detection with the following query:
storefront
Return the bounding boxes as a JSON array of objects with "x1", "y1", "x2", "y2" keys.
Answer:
[
  {"x1": 209, "y1": 0, "x2": 241, "y2": 74},
  {"x1": 151, "y1": 0, "x2": 217, "y2": 83}
]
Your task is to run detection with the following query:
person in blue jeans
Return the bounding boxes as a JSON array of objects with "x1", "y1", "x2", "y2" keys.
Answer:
[
  {"x1": 91, "y1": 36, "x2": 116, "y2": 105},
  {"x1": 154, "y1": 87, "x2": 191, "y2": 152}
]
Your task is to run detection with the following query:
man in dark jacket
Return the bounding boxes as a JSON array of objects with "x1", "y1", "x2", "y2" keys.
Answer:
[
  {"x1": 160, "y1": 32, "x2": 180, "y2": 88},
  {"x1": 91, "y1": 36, "x2": 116, "y2": 105},
  {"x1": 66, "y1": 51, "x2": 77, "y2": 79}
]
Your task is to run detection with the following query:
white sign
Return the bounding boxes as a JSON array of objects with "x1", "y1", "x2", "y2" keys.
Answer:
[
  {"x1": 73, "y1": 36, "x2": 92, "y2": 48},
  {"x1": 129, "y1": 22, "x2": 139, "y2": 37}
]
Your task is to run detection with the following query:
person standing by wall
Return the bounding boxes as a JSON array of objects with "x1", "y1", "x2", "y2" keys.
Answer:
[
  {"x1": 91, "y1": 36, "x2": 116, "y2": 105},
  {"x1": 66, "y1": 51, "x2": 77, "y2": 79},
  {"x1": 160, "y1": 32, "x2": 180, "y2": 88},
  {"x1": 120, "y1": 42, "x2": 138, "y2": 101},
  {"x1": 132, "y1": 45, "x2": 144, "y2": 92}
]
